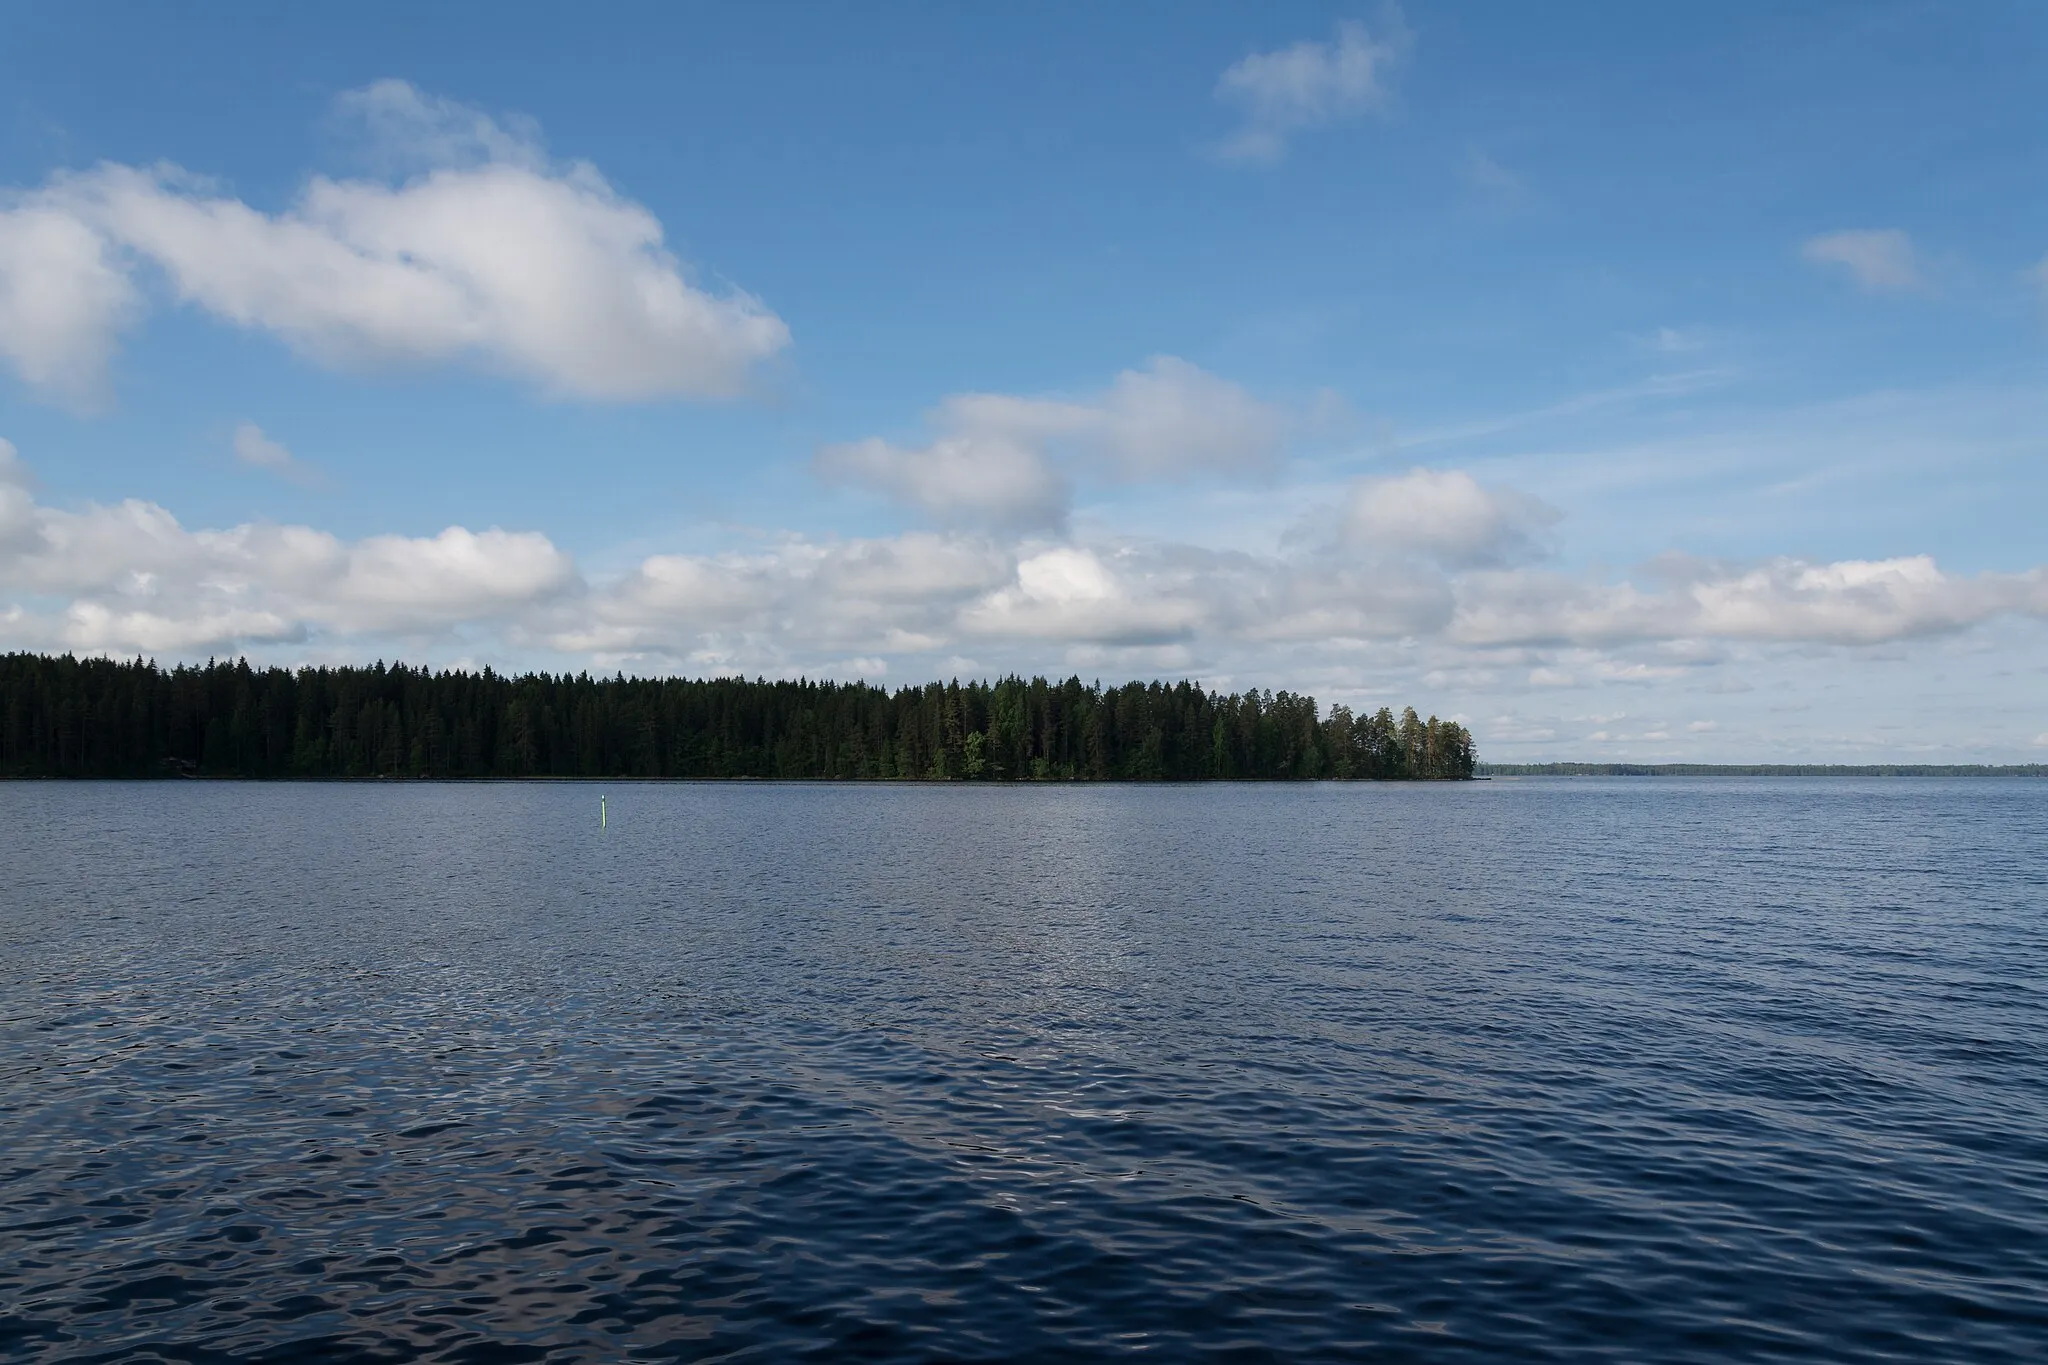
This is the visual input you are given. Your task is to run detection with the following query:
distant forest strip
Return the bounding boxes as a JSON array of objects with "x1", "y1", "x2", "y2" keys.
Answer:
[
  {"x1": 0, "y1": 653, "x2": 1475, "y2": 781},
  {"x1": 1478, "y1": 762, "x2": 2047, "y2": 778}
]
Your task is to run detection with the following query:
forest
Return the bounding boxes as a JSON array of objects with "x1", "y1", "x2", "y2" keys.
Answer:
[{"x1": 0, "y1": 653, "x2": 1474, "y2": 781}]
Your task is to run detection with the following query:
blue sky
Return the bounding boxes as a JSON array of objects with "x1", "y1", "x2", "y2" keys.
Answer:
[{"x1": 2, "y1": 1, "x2": 2045, "y2": 760}]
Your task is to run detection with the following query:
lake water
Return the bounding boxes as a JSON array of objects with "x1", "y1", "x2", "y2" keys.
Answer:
[{"x1": 2, "y1": 779, "x2": 2043, "y2": 1362}]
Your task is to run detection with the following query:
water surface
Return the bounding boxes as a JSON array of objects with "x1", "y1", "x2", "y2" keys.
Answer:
[{"x1": 2, "y1": 779, "x2": 2043, "y2": 1361}]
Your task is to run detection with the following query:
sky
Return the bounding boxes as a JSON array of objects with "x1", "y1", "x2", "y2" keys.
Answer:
[{"x1": 1, "y1": 0, "x2": 2045, "y2": 762}]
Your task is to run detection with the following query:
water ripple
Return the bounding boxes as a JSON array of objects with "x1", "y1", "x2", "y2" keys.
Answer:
[{"x1": 1, "y1": 778, "x2": 2044, "y2": 1361}]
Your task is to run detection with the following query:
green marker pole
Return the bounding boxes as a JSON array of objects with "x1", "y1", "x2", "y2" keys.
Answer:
[{"x1": 600, "y1": 793, "x2": 607, "y2": 830}]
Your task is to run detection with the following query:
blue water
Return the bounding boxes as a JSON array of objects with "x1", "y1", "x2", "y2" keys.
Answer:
[{"x1": 1, "y1": 779, "x2": 2043, "y2": 1362}]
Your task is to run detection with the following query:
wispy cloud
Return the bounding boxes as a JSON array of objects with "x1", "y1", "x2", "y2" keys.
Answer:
[
  {"x1": 1464, "y1": 151, "x2": 1526, "y2": 204},
  {"x1": 1632, "y1": 326, "x2": 1712, "y2": 355},
  {"x1": 331, "y1": 78, "x2": 548, "y2": 174},
  {"x1": 231, "y1": 422, "x2": 294, "y2": 472},
  {"x1": 1214, "y1": 10, "x2": 1411, "y2": 163},
  {"x1": 1802, "y1": 228, "x2": 1926, "y2": 293},
  {"x1": 1391, "y1": 368, "x2": 1737, "y2": 454},
  {"x1": 232, "y1": 421, "x2": 324, "y2": 488}
]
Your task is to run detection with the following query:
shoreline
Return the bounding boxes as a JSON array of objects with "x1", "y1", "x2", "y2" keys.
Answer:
[{"x1": 1478, "y1": 763, "x2": 2047, "y2": 778}]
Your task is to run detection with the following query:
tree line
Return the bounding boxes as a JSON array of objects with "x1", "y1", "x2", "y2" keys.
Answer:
[{"x1": 0, "y1": 653, "x2": 1475, "y2": 781}]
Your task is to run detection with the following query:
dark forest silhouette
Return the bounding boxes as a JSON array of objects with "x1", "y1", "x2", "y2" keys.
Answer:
[{"x1": 0, "y1": 653, "x2": 1474, "y2": 781}]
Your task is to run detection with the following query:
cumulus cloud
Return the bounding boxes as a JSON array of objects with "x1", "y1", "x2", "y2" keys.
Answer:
[
  {"x1": 0, "y1": 443, "x2": 573, "y2": 654},
  {"x1": 6, "y1": 437, "x2": 2047, "y2": 722},
  {"x1": 1802, "y1": 229, "x2": 1925, "y2": 293},
  {"x1": 1451, "y1": 555, "x2": 2048, "y2": 647},
  {"x1": 1215, "y1": 10, "x2": 1412, "y2": 162},
  {"x1": 1342, "y1": 468, "x2": 1560, "y2": 567},
  {"x1": 555, "y1": 531, "x2": 1451, "y2": 669},
  {"x1": 0, "y1": 439, "x2": 36, "y2": 547},
  {"x1": 960, "y1": 546, "x2": 1210, "y2": 645},
  {"x1": 0, "y1": 82, "x2": 788, "y2": 403},
  {"x1": 0, "y1": 203, "x2": 139, "y2": 406},
  {"x1": 816, "y1": 435, "x2": 1070, "y2": 531},
  {"x1": 1229, "y1": 548, "x2": 1452, "y2": 644},
  {"x1": 546, "y1": 532, "x2": 1014, "y2": 660},
  {"x1": 818, "y1": 357, "x2": 1286, "y2": 529}
]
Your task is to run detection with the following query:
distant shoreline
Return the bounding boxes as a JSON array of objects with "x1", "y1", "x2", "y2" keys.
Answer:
[{"x1": 1478, "y1": 763, "x2": 2046, "y2": 777}]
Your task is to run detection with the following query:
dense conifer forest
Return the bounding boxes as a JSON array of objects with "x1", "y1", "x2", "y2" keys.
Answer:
[{"x1": 0, "y1": 653, "x2": 1475, "y2": 781}]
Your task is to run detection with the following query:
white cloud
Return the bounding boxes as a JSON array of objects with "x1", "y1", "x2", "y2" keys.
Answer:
[
  {"x1": 1342, "y1": 468, "x2": 1560, "y2": 567},
  {"x1": 1232, "y1": 554, "x2": 1452, "y2": 643},
  {"x1": 817, "y1": 357, "x2": 1286, "y2": 529},
  {"x1": 815, "y1": 435, "x2": 1069, "y2": 530},
  {"x1": 1592, "y1": 660, "x2": 1686, "y2": 683},
  {"x1": 16, "y1": 439, "x2": 2038, "y2": 668},
  {"x1": 229, "y1": 420, "x2": 326, "y2": 488},
  {"x1": 960, "y1": 546, "x2": 1208, "y2": 645},
  {"x1": 543, "y1": 531, "x2": 1016, "y2": 660},
  {"x1": 0, "y1": 82, "x2": 788, "y2": 403},
  {"x1": 1802, "y1": 228, "x2": 1924, "y2": 293},
  {"x1": 232, "y1": 422, "x2": 294, "y2": 471},
  {"x1": 0, "y1": 203, "x2": 139, "y2": 406},
  {"x1": 947, "y1": 539, "x2": 1445, "y2": 651},
  {"x1": 332, "y1": 78, "x2": 548, "y2": 174},
  {"x1": 0, "y1": 445, "x2": 574, "y2": 654},
  {"x1": 1452, "y1": 555, "x2": 2048, "y2": 647},
  {"x1": 1215, "y1": 11, "x2": 1412, "y2": 163},
  {"x1": 0, "y1": 440, "x2": 38, "y2": 552},
  {"x1": 1089, "y1": 356, "x2": 1290, "y2": 477},
  {"x1": 0, "y1": 440, "x2": 1432, "y2": 666},
  {"x1": 324, "y1": 526, "x2": 572, "y2": 630}
]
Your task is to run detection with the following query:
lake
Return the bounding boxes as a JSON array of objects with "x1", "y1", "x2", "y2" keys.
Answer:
[{"x1": 2, "y1": 779, "x2": 2043, "y2": 1361}]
